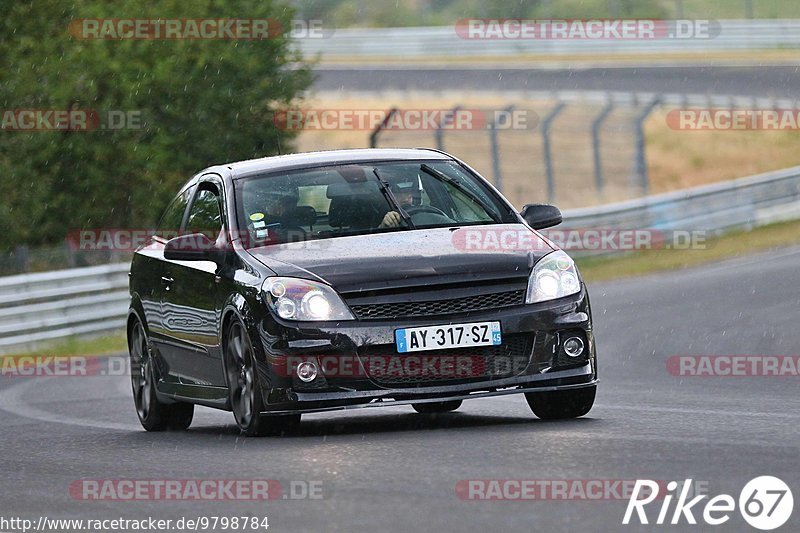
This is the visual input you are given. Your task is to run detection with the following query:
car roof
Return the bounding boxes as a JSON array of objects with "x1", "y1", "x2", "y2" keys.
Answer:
[{"x1": 212, "y1": 148, "x2": 453, "y2": 180}]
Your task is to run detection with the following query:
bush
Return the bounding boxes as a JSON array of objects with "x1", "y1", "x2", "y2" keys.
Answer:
[{"x1": 0, "y1": 0, "x2": 311, "y2": 250}]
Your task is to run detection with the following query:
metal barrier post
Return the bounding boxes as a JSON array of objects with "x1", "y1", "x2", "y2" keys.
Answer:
[
  {"x1": 14, "y1": 245, "x2": 28, "y2": 273},
  {"x1": 541, "y1": 102, "x2": 567, "y2": 203},
  {"x1": 591, "y1": 99, "x2": 614, "y2": 196},
  {"x1": 488, "y1": 105, "x2": 515, "y2": 193},
  {"x1": 435, "y1": 106, "x2": 462, "y2": 151},
  {"x1": 633, "y1": 97, "x2": 661, "y2": 195},
  {"x1": 369, "y1": 108, "x2": 398, "y2": 148}
]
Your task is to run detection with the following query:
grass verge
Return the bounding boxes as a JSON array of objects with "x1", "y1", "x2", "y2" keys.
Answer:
[
  {"x1": 317, "y1": 50, "x2": 800, "y2": 68},
  {"x1": 5, "y1": 331, "x2": 127, "y2": 358},
  {"x1": 576, "y1": 219, "x2": 800, "y2": 282}
]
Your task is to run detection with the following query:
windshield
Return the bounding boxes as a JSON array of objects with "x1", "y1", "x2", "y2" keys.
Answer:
[{"x1": 235, "y1": 160, "x2": 513, "y2": 247}]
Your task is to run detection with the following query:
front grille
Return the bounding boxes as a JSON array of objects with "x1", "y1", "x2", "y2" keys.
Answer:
[
  {"x1": 349, "y1": 289, "x2": 525, "y2": 320},
  {"x1": 359, "y1": 334, "x2": 533, "y2": 387}
]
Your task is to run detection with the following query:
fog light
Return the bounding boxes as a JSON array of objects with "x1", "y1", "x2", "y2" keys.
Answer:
[
  {"x1": 563, "y1": 336, "x2": 585, "y2": 358},
  {"x1": 296, "y1": 361, "x2": 318, "y2": 383},
  {"x1": 276, "y1": 298, "x2": 296, "y2": 319}
]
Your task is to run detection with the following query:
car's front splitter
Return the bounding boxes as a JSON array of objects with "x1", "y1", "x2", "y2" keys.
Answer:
[{"x1": 257, "y1": 362, "x2": 596, "y2": 415}]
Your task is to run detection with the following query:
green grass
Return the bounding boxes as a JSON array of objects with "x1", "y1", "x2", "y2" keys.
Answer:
[
  {"x1": 8, "y1": 331, "x2": 127, "y2": 358},
  {"x1": 577, "y1": 219, "x2": 800, "y2": 282}
]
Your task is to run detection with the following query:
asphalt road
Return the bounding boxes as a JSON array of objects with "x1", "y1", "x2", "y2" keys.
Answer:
[
  {"x1": 1, "y1": 245, "x2": 799, "y2": 533},
  {"x1": 313, "y1": 66, "x2": 800, "y2": 98}
]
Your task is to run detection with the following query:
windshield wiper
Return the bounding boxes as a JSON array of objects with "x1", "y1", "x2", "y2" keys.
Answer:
[
  {"x1": 419, "y1": 164, "x2": 501, "y2": 223},
  {"x1": 372, "y1": 168, "x2": 416, "y2": 229}
]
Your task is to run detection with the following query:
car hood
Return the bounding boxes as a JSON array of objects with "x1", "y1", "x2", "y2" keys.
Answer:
[{"x1": 246, "y1": 224, "x2": 555, "y2": 294}]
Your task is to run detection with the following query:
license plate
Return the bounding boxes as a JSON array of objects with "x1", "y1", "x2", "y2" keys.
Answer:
[{"x1": 395, "y1": 321, "x2": 501, "y2": 353}]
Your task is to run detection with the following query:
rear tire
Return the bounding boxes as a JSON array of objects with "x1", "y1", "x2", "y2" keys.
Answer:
[
  {"x1": 525, "y1": 386, "x2": 596, "y2": 420},
  {"x1": 412, "y1": 400, "x2": 462, "y2": 414},
  {"x1": 128, "y1": 318, "x2": 194, "y2": 431},
  {"x1": 225, "y1": 318, "x2": 301, "y2": 437}
]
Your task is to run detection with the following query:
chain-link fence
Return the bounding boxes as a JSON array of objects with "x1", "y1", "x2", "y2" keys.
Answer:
[
  {"x1": 369, "y1": 92, "x2": 796, "y2": 210},
  {"x1": 370, "y1": 96, "x2": 658, "y2": 210}
]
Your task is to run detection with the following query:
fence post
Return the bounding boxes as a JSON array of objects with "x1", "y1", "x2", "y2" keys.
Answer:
[
  {"x1": 540, "y1": 101, "x2": 567, "y2": 203},
  {"x1": 14, "y1": 245, "x2": 29, "y2": 273},
  {"x1": 369, "y1": 108, "x2": 398, "y2": 148},
  {"x1": 488, "y1": 105, "x2": 514, "y2": 193},
  {"x1": 591, "y1": 99, "x2": 614, "y2": 197},
  {"x1": 435, "y1": 105, "x2": 462, "y2": 151},
  {"x1": 633, "y1": 97, "x2": 661, "y2": 196}
]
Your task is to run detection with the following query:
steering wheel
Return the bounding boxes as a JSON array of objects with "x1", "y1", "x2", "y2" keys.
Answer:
[{"x1": 404, "y1": 205, "x2": 449, "y2": 218}]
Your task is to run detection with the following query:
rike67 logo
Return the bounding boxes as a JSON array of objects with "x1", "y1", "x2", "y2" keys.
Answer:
[{"x1": 624, "y1": 476, "x2": 793, "y2": 530}]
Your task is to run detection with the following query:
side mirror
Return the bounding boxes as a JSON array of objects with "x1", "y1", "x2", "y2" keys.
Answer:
[
  {"x1": 520, "y1": 204, "x2": 562, "y2": 229},
  {"x1": 163, "y1": 233, "x2": 222, "y2": 262}
]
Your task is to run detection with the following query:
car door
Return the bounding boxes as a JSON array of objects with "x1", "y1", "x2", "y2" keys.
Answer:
[
  {"x1": 159, "y1": 175, "x2": 227, "y2": 387},
  {"x1": 139, "y1": 184, "x2": 195, "y2": 362}
]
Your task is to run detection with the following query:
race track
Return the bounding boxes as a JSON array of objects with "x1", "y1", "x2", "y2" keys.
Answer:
[
  {"x1": 1, "y1": 245, "x2": 798, "y2": 532},
  {"x1": 313, "y1": 66, "x2": 800, "y2": 98}
]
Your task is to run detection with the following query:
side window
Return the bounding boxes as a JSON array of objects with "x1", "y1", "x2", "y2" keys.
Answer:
[
  {"x1": 186, "y1": 184, "x2": 223, "y2": 240},
  {"x1": 155, "y1": 186, "x2": 195, "y2": 240}
]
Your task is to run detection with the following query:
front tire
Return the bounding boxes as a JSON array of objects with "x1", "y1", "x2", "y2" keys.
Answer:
[
  {"x1": 412, "y1": 400, "x2": 462, "y2": 414},
  {"x1": 225, "y1": 318, "x2": 300, "y2": 437},
  {"x1": 128, "y1": 319, "x2": 194, "y2": 431},
  {"x1": 525, "y1": 386, "x2": 596, "y2": 420}
]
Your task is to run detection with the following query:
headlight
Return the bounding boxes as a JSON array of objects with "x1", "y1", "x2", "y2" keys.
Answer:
[
  {"x1": 526, "y1": 250, "x2": 581, "y2": 304},
  {"x1": 262, "y1": 277, "x2": 355, "y2": 321}
]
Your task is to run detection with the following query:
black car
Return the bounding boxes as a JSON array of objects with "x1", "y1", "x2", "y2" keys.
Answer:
[{"x1": 127, "y1": 148, "x2": 597, "y2": 436}]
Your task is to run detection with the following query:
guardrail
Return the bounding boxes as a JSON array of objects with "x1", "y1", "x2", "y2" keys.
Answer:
[
  {"x1": 560, "y1": 164, "x2": 800, "y2": 236},
  {"x1": 0, "y1": 264, "x2": 129, "y2": 353},
  {"x1": 299, "y1": 20, "x2": 800, "y2": 58},
  {"x1": 1, "y1": 164, "x2": 799, "y2": 353}
]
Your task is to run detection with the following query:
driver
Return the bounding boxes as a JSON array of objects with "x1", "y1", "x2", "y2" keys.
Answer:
[
  {"x1": 257, "y1": 189, "x2": 298, "y2": 226},
  {"x1": 249, "y1": 190, "x2": 300, "y2": 243},
  {"x1": 378, "y1": 183, "x2": 416, "y2": 228}
]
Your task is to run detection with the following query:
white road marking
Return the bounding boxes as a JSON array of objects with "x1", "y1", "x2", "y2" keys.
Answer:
[
  {"x1": 0, "y1": 377, "x2": 136, "y2": 431},
  {"x1": 1, "y1": 375, "x2": 797, "y2": 441}
]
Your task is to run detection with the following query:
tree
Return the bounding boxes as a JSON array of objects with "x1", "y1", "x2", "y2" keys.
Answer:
[{"x1": 0, "y1": 0, "x2": 312, "y2": 250}]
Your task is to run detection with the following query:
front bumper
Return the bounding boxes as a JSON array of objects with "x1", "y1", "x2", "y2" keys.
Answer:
[{"x1": 254, "y1": 287, "x2": 597, "y2": 413}]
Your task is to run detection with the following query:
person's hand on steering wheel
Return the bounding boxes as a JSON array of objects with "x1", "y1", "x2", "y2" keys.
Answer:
[{"x1": 379, "y1": 211, "x2": 402, "y2": 228}]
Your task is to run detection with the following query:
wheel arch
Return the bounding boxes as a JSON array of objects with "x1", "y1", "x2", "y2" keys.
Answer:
[
  {"x1": 219, "y1": 291, "x2": 268, "y2": 382},
  {"x1": 126, "y1": 293, "x2": 147, "y2": 345}
]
